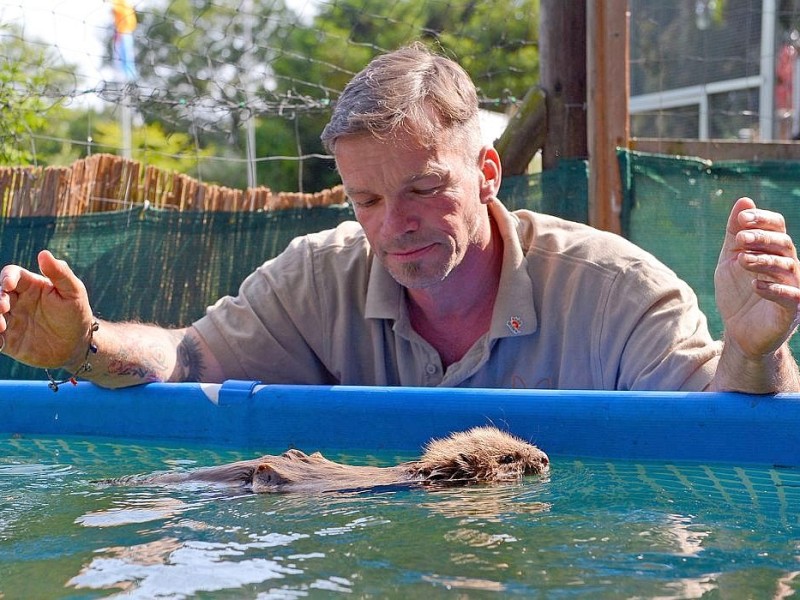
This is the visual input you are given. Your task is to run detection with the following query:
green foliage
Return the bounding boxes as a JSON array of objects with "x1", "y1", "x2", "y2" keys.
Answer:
[
  {"x1": 436, "y1": 0, "x2": 540, "y2": 103},
  {"x1": 91, "y1": 119, "x2": 217, "y2": 177},
  {"x1": 269, "y1": 0, "x2": 541, "y2": 191},
  {"x1": 0, "y1": 24, "x2": 67, "y2": 165},
  {"x1": 135, "y1": 0, "x2": 293, "y2": 136},
  {"x1": 0, "y1": 65, "x2": 44, "y2": 164},
  {"x1": 272, "y1": 0, "x2": 540, "y2": 105}
]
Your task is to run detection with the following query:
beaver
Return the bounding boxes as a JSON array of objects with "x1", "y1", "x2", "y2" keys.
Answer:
[{"x1": 106, "y1": 426, "x2": 549, "y2": 493}]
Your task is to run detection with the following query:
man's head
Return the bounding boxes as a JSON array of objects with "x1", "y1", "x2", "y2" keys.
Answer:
[
  {"x1": 325, "y1": 44, "x2": 502, "y2": 293},
  {"x1": 321, "y1": 42, "x2": 481, "y2": 156}
]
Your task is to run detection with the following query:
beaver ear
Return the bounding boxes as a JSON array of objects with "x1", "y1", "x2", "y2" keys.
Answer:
[
  {"x1": 438, "y1": 452, "x2": 478, "y2": 482},
  {"x1": 251, "y1": 463, "x2": 290, "y2": 493},
  {"x1": 456, "y1": 452, "x2": 486, "y2": 481},
  {"x1": 282, "y1": 449, "x2": 309, "y2": 459}
]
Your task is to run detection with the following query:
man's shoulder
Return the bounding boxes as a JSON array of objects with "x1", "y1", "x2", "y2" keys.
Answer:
[
  {"x1": 250, "y1": 220, "x2": 371, "y2": 293},
  {"x1": 512, "y1": 210, "x2": 650, "y2": 257},
  {"x1": 511, "y1": 209, "x2": 672, "y2": 275},
  {"x1": 294, "y1": 220, "x2": 369, "y2": 254}
]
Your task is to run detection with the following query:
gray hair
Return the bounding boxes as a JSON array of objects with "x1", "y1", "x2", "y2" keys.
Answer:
[{"x1": 321, "y1": 43, "x2": 480, "y2": 153}]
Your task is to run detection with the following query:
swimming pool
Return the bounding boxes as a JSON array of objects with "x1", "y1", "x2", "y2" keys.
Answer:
[
  {"x1": 1, "y1": 381, "x2": 799, "y2": 597},
  {"x1": 3, "y1": 380, "x2": 800, "y2": 464}
]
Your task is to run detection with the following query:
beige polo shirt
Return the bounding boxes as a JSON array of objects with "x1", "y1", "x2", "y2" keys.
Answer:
[{"x1": 193, "y1": 200, "x2": 720, "y2": 390}]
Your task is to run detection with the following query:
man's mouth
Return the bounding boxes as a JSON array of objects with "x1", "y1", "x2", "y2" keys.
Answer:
[{"x1": 387, "y1": 244, "x2": 436, "y2": 261}]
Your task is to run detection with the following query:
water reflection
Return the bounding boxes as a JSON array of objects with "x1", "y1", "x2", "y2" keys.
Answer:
[
  {"x1": 67, "y1": 538, "x2": 305, "y2": 597},
  {"x1": 419, "y1": 483, "x2": 551, "y2": 522},
  {"x1": 76, "y1": 497, "x2": 192, "y2": 527}
]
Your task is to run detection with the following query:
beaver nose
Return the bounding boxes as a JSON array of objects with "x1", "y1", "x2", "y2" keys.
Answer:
[{"x1": 532, "y1": 453, "x2": 550, "y2": 473}]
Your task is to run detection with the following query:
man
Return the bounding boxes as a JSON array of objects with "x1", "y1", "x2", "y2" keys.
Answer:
[{"x1": 1, "y1": 44, "x2": 799, "y2": 392}]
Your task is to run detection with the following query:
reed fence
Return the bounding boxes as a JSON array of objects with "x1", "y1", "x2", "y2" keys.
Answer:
[{"x1": 0, "y1": 154, "x2": 346, "y2": 217}]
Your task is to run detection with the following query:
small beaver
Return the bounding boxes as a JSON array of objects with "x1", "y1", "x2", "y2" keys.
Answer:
[{"x1": 107, "y1": 426, "x2": 549, "y2": 493}]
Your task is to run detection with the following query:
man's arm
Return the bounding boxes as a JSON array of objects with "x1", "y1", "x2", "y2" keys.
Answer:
[
  {"x1": 709, "y1": 337, "x2": 799, "y2": 393},
  {"x1": 0, "y1": 250, "x2": 223, "y2": 389},
  {"x1": 74, "y1": 321, "x2": 224, "y2": 388},
  {"x1": 711, "y1": 197, "x2": 800, "y2": 392}
]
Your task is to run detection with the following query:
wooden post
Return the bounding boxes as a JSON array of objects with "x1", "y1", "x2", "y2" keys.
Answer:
[
  {"x1": 539, "y1": 0, "x2": 588, "y2": 169},
  {"x1": 495, "y1": 86, "x2": 547, "y2": 175},
  {"x1": 587, "y1": 0, "x2": 628, "y2": 235}
]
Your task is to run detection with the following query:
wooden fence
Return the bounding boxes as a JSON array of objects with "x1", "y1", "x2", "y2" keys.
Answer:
[{"x1": 0, "y1": 154, "x2": 347, "y2": 217}]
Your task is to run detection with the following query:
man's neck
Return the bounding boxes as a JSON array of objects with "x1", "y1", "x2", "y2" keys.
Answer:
[{"x1": 406, "y1": 217, "x2": 504, "y2": 366}]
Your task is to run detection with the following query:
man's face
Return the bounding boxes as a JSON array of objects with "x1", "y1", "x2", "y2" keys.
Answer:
[{"x1": 335, "y1": 132, "x2": 490, "y2": 290}]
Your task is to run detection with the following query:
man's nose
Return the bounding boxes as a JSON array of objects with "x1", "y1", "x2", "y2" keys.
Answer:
[{"x1": 382, "y1": 196, "x2": 419, "y2": 235}]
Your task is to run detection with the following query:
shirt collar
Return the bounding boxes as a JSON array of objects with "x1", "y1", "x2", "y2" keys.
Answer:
[
  {"x1": 486, "y1": 200, "x2": 538, "y2": 338},
  {"x1": 365, "y1": 255, "x2": 402, "y2": 320}
]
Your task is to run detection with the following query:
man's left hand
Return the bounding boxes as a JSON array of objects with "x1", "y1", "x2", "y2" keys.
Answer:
[{"x1": 715, "y1": 196, "x2": 800, "y2": 358}]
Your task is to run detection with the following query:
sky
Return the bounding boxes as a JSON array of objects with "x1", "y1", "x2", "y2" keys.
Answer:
[
  {"x1": 0, "y1": 0, "x2": 320, "y2": 83},
  {"x1": 1, "y1": 0, "x2": 112, "y2": 82}
]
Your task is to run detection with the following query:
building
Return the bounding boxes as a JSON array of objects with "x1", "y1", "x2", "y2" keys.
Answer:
[{"x1": 629, "y1": 0, "x2": 800, "y2": 141}]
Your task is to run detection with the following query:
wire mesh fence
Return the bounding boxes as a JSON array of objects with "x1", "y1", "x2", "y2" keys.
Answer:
[{"x1": 0, "y1": 0, "x2": 538, "y2": 195}]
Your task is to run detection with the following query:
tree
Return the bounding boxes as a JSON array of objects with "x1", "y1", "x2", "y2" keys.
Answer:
[
  {"x1": 134, "y1": 0, "x2": 293, "y2": 137},
  {"x1": 271, "y1": 1, "x2": 539, "y2": 105},
  {"x1": 269, "y1": 0, "x2": 541, "y2": 191},
  {"x1": 125, "y1": 0, "x2": 540, "y2": 192},
  {"x1": 91, "y1": 119, "x2": 217, "y2": 177},
  {"x1": 0, "y1": 24, "x2": 77, "y2": 165}
]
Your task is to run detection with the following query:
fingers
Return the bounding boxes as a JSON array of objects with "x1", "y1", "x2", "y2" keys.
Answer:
[
  {"x1": 3, "y1": 251, "x2": 85, "y2": 299},
  {"x1": 36, "y1": 250, "x2": 85, "y2": 300},
  {"x1": 729, "y1": 198, "x2": 800, "y2": 307},
  {"x1": 727, "y1": 197, "x2": 796, "y2": 261},
  {"x1": 0, "y1": 263, "x2": 24, "y2": 295},
  {"x1": 725, "y1": 196, "x2": 758, "y2": 237},
  {"x1": 737, "y1": 207, "x2": 788, "y2": 236},
  {"x1": 737, "y1": 228, "x2": 796, "y2": 263},
  {"x1": 0, "y1": 265, "x2": 23, "y2": 334},
  {"x1": 2, "y1": 258, "x2": 53, "y2": 297},
  {"x1": 0, "y1": 252, "x2": 86, "y2": 334},
  {"x1": 727, "y1": 197, "x2": 790, "y2": 244}
]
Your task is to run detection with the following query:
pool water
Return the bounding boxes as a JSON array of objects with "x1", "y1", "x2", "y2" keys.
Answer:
[{"x1": 1, "y1": 435, "x2": 799, "y2": 599}]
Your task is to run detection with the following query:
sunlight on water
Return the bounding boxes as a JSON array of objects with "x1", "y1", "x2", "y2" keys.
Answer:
[
  {"x1": 69, "y1": 539, "x2": 307, "y2": 598},
  {"x1": 1, "y1": 435, "x2": 800, "y2": 598}
]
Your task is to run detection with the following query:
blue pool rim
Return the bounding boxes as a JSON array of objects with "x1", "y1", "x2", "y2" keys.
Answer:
[{"x1": 1, "y1": 380, "x2": 799, "y2": 466}]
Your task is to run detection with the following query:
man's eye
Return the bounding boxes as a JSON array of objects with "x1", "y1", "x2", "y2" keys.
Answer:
[{"x1": 415, "y1": 187, "x2": 439, "y2": 196}]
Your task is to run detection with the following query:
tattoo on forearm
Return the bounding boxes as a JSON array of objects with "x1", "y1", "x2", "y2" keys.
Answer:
[
  {"x1": 99, "y1": 329, "x2": 205, "y2": 383},
  {"x1": 105, "y1": 333, "x2": 173, "y2": 382},
  {"x1": 176, "y1": 334, "x2": 205, "y2": 382},
  {"x1": 107, "y1": 341, "x2": 169, "y2": 382},
  {"x1": 107, "y1": 360, "x2": 162, "y2": 382}
]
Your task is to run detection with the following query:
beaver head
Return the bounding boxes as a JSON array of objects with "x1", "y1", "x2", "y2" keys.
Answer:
[{"x1": 412, "y1": 426, "x2": 549, "y2": 485}]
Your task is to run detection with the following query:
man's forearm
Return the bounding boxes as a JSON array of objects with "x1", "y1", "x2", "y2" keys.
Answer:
[
  {"x1": 708, "y1": 340, "x2": 800, "y2": 393},
  {"x1": 64, "y1": 321, "x2": 209, "y2": 389}
]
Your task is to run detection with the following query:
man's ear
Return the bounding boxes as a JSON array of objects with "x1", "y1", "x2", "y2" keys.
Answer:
[{"x1": 479, "y1": 146, "x2": 502, "y2": 203}]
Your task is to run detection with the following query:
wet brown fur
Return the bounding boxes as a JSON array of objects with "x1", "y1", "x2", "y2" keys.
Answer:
[
  {"x1": 409, "y1": 426, "x2": 550, "y2": 484},
  {"x1": 108, "y1": 426, "x2": 549, "y2": 493}
]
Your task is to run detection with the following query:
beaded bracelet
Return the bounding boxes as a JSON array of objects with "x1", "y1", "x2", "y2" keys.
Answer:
[{"x1": 46, "y1": 320, "x2": 99, "y2": 392}]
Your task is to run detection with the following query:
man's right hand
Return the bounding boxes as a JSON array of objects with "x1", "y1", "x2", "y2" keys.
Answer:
[{"x1": 0, "y1": 250, "x2": 95, "y2": 370}]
